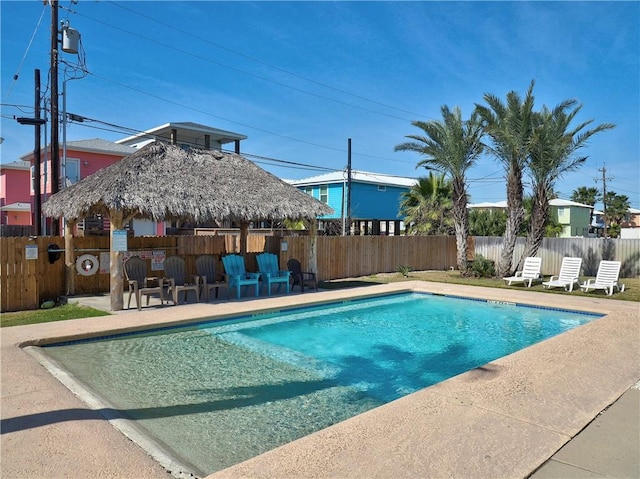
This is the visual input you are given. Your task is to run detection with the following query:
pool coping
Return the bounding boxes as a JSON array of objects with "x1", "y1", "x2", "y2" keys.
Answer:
[{"x1": 1, "y1": 281, "x2": 639, "y2": 478}]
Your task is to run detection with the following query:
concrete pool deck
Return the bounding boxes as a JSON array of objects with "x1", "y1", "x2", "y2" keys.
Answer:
[{"x1": 1, "y1": 282, "x2": 638, "y2": 478}]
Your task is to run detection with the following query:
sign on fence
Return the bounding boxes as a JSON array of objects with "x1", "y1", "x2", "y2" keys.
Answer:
[
  {"x1": 25, "y1": 244, "x2": 38, "y2": 260},
  {"x1": 112, "y1": 230, "x2": 128, "y2": 252}
]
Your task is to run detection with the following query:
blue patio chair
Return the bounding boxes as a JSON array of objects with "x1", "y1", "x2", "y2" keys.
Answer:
[
  {"x1": 256, "y1": 252, "x2": 290, "y2": 296},
  {"x1": 221, "y1": 254, "x2": 260, "y2": 299}
]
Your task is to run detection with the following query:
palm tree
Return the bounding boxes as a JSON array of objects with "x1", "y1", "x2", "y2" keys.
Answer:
[
  {"x1": 475, "y1": 81, "x2": 536, "y2": 277},
  {"x1": 518, "y1": 102, "x2": 615, "y2": 265},
  {"x1": 571, "y1": 186, "x2": 600, "y2": 207},
  {"x1": 398, "y1": 173, "x2": 454, "y2": 235},
  {"x1": 468, "y1": 208, "x2": 507, "y2": 236},
  {"x1": 395, "y1": 106, "x2": 484, "y2": 273},
  {"x1": 604, "y1": 191, "x2": 630, "y2": 237}
]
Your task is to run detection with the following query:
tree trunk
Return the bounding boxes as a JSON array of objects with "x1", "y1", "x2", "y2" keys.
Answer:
[
  {"x1": 518, "y1": 189, "x2": 549, "y2": 269},
  {"x1": 64, "y1": 219, "x2": 76, "y2": 296},
  {"x1": 109, "y1": 210, "x2": 125, "y2": 311},
  {"x1": 452, "y1": 179, "x2": 469, "y2": 273},
  {"x1": 307, "y1": 219, "x2": 318, "y2": 275},
  {"x1": 238, "y1": 221, "x2": 249, "y2": 255},
  {"x1": 496, "y1": 171, "x2": 525, "y2": 277}
]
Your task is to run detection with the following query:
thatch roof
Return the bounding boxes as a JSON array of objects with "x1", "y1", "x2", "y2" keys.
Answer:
[{"x1": 43, "y1": 141, "x2": 333, "y2": 223}]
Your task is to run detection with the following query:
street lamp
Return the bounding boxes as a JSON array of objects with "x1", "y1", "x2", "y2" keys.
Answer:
[{"x1": 16, "y1": 118, "x2": 47, "y2": 126}]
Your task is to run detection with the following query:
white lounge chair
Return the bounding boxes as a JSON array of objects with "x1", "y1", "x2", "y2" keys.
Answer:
[
  {"x1": 580, "y1": 260, "x2": 625, "y2": 296},
  {"x1": 503, "y1": 257, "x2": 542, "y2": 287},
  {"x1": 542, "y1": 257, "x2": 582, "y2": 292}
]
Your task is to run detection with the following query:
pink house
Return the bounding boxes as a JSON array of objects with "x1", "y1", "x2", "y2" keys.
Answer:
[
  {"x1": 8, "y1": 122, "x2": 247, "y2": 236},
  {"x1": 0, "y1": 160, "x2": 32, "y2": 226},
  {"x1": 14, "y1": 139, "x2": 136, "y2": 234}
]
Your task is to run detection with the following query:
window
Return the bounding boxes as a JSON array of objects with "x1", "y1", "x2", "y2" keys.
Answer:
[
  {"x1": 303, "y1": 187, "x2": 313, "y2": 196},
  {"x1": 319, "y1": 185, "x2": 328, "y2": 204},
  {"x1": 65, "y1": 159, "x2": 80, "y2": 186},
  {"x1": 378, "y1": 185, "x2": 386, "y2": 191},
  {"x1": 556, "y1": 207, "x2": 570, "y2": 223}
]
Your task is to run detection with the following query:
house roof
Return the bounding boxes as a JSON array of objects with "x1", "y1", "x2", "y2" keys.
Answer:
[
  {"x1": 549, "y1": 198, "x2": 593, "y2": 208},
  {"x1": 468, "y1": 199, "x2": 593, "y2": 209},
  {"x1": 287, "y1": 170, "x2": 417, "y2": 188},
  {"x1": 467, "y1": 201, "x2": 508, "y2": 209},
  {"x1": 0, "y1": 202, "x2": 31, "y2": 212},
  {"x1": 116, "y1": 122, "x2": 248, "y2": 148},
  {"x1": 64, "y1": 139, "x2": 137, "y2": 155},
  {"x1": 0, "y1": 160, "x2": 30, "y2": 170},
  {"x1": 19, "y1": 139, "x2": 135, "y2": 160},
  {"x1": 43, "y1": 141, "x2": 333, "y2": 223}
]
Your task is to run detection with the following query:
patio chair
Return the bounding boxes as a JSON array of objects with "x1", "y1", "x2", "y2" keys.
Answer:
[
  {"x1": 256, "y1": 252, "x2": 290, "y2": 296},
  {"x1": 196, "y1": 254, "x2": 229, "y2": 301},
  {"x1": 221, "y1": 254, "x2": 260, "y2": 299},
  {"x1": 503, "y1": 257, "x2": 542, "y2": 288},
  {"x1": 287, "y1": 258, "x2": 318, "y2": 292},
  {"x1": 124, "y1": 256, "x2": 164, "y2": 310},
  {"x1": 542, "y1": 257, "x2": 582, "y2": 292},
  {"x1": 164, "y1": 256, "x2": 201, "y2": 305},
  {"x1": 580, "y1": 260, "x2": 625, "y2": 296}
]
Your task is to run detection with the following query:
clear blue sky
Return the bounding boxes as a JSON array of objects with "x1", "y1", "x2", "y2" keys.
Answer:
[{"x1": 2, "y1": 1, "x2": 638, "y2": 209}]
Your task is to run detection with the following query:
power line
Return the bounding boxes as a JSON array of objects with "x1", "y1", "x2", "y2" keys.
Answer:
[
  {"x1": 104, "y1": 1, "x2": 432, "y2": 121},
  {"x1": 67, "y1": 117, "x2": 336, "y2": 174},
  {"x1": 82, "y1": 70, "x2": 415, "y2": 165},
  {"x1": 596, "y1": 164, "x2": 613, "y2": 238},
  {"x1": 71, "y1": 7, "x2": 418, "y2": 123},
  {"x1": 85, "y1": 70, "x2": 351, "y2": 153},
  {"x1": 21, "y1": 2, "x2": 427, "y2": 168},
  {"x1": 3, "y1": 3, "x2": 48, "y2": 102}
]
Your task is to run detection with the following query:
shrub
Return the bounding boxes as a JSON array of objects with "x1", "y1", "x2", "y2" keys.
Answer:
[
  {"x1": 469, "y1": 255, "x2": 495, "y2": 278},
  {"x1": 396, "y1": 265, "x2": 413, "y2": 277}
]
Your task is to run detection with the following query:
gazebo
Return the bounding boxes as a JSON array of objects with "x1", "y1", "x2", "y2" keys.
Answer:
[{"x1": 43, "y1": 141, "x2": 332, "y2": 310}]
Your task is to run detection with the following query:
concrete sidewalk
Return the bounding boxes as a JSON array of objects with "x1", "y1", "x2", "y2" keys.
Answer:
[{"x1": 530, "y1": 382, "x2": 639, "y2": 479}]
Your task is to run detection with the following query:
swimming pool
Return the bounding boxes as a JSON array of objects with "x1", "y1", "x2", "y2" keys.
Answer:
[{"x1": 37, "y1": 292, "x2": 599, "y2": 477}]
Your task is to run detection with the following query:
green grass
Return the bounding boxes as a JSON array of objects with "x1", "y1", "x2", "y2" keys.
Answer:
[
  {"x1": 322, "y1": 270, "x2": 640, "y2": 302},
  {"x1": 1, "y1": 303, "x2": 110, "y2": 328}
]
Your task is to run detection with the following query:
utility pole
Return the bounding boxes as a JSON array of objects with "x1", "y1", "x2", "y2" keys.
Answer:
[
  {"x1": 597, "y1": 165, "x2": 613, "y2": 238},
  {"x1": 34, "y1": 70, "x2": 42, "y2": 236},
  {"x1": 346, "y1": 138, "x2": 352, "y2": 236},
  {"x1": 50, "y1": 0, "x2": 60, "y2": 235},
  {"x1": 17, "y1": 70, "x2": 47, "y2": 235}
]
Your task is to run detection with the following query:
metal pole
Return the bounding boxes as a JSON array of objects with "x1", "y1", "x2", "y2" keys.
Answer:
[
  {"x1": 341, "y1": 173, "x2": 346, "y2": 236},
  {"x1": 346, "y1": 138, "x2": 352, "y2": 236},
  {"x1": 600, "y1": 165, "x2": 608, "y2": 239},
  {"x1": 62, "y1": 80, "x2": 67, "y2": 188},
  {"x1": 50, "y1": 0, "x2": 60, "y2": 235},
  {"x1": 33, "y1": 69, "x2": 42, "y2": 236},
  {"x1": 42, "y1": 106, "x2": 48, "y2": 235}
]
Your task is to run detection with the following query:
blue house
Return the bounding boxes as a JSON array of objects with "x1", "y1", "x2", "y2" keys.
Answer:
[{"x1": 287, "y1": 170, "x2": 416, "y2": 235}]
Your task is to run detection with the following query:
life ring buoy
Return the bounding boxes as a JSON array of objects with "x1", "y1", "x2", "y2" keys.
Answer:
[{"x1": 76, "y1": 254, "x2": 99, "y2": 276}]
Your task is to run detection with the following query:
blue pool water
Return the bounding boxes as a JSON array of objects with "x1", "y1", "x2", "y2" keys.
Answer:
[{"x1": 41, "y1": 293, "x2": 599, "y2": 476}]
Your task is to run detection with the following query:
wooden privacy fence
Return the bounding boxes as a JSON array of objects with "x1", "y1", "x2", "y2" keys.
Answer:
[
  {"x1": 474, "y1": 236, "x2": 640, "y2": 277},
  {"x1": 1, "y1": 235, "x2": 279, "y2": 312},
  {"x1": 4, "y1": 234, "x2": 637, "y2": 312},
  {"x1": 281, "y1": 235, "x2": 458, "y2": 280}
]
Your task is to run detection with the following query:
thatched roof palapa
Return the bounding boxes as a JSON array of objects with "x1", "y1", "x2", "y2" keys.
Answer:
[
  {"x1": 43, "y1": 141, "x2": 333, "y2": 222},
  {"x1": 43, "y1": 141, "x2": 333, "y2": 311}
]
